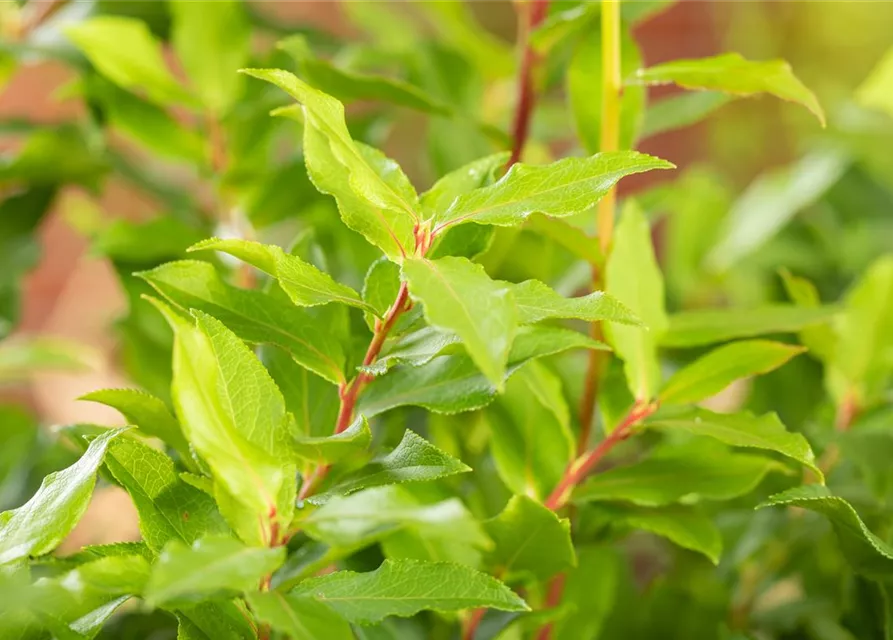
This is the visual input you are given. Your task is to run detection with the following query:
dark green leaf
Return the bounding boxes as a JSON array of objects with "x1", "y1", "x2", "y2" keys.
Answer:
[
  {"x1": 290, "y1": 559, "x2": 528, "y2": 623},
  {"x1": 646, "y1": 407, "x2": 823, "y2": 480},
  {"x1": 759, "y1": 485, "x2": 893, "y2": 579},
  {"x1": 484, "y1": 495, "x2": 575, "y2": 582},
  {"x1": 660, "y1": 340, "x2": 805, "y2": 405}
]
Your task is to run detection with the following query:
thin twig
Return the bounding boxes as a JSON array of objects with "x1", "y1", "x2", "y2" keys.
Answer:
[{"x1": 506, "y1": 0, "x2": 551, "y2": 169}]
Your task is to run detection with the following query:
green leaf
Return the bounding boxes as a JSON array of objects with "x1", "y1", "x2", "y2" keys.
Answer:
[
  {"x1": 262, "y1": 345, "x2": 339, "y2": 439},
  {"x1": 705, "y1": 151, "x2": 847, "y2": 271},
  {"x1": 552, "y1": 546, "x2": 620, "y2": 640},
  {"x1": 0, "y1": 337, "x2": 93, "y2": 383},
  {"x1": 0, "y1": 428, "x2": 126, "y2": 565},
  {"x1": 176, "y1": 602, "x2": 257, "y2": 640},
  {"x1": 568, "y1": 22, "x2": 645, "y2": 153},
  {"x1": 189, "y1": 238, "x2": 368, "y2": 311},
  {"x1": 660, "y1": 305, "x2": 841, "y2": 348},
  {"x1": 80, "y1": 388, "x2": 190, "y2": 460},
  {"x1": 65, "y1": 17, "x2": 195, "y2": 107},
  {"x1": 511, "y1": 279, "x2": 641, "y2": 326},
  {"x1": 856, "y1": 45, "x2": 893, "y2": 119},
  {"x1": 484, "y1": 495, "x2": 575, "y2": 582},
  {"x1": 153, "y1": 300, "x2": 296, "y2": 543},
  {"x1": 420, "y1": 153, "x2": 509, "y2": 219},
  {"x1": 759, "y1": 485, "x2": 893, "y2": 579},
  {"x1": 170, "y1": 0, "x2": 250, "y2": 114},
  {"x1": 103, "y1": 437, "x2": 228, "y2": 553},
  {"x1": 432, "y1": 152, "x2": 673, "y2": 232},
  {"x1": 642, "y1": 91, "x2": 733, "y2": 138},
  {"x1": 242, "y1": 68, "x2": 419, "y2": 258},
  {"x1": 145, "y1": 535, "x2": 285, "y2": 607},
  {"x1": 363, "y1": 258, "x2": 403, "y2": 320},
  {"x1": 632, "y1": 53, "x2": 825, "y2": 125},
  {"x1": 246, "y1": 592, "x2": 353, "y2": 640},
  {"x1": 140, "y1": 260, "x2": 346, "y2": 384},
  {"x1": 303, "y1": 486, "x2": 490, "y2": 567},
  {"x1": 834, "y1": 255, "x2": 893, "y2": 407},
  {"x1": 359, "y1": 326, "x2": 608, "y2": 415},
  {"x1": 23, "y1": 555, "x2": 150, "y2": 637},
  {"x1": 595, "y1": 503, "x2": 722, "y2": 564},
  {"x1": 605, "y1": 201, "x2": 667, "y2": 401},
  {"x1": 660, "y1": 340, "x2": 805, "y2": 405},
  {"x1": 279, "y1": 35, "x2": 449, "y2": 116},
  {"x1": 312, "y1": 430, "x2": 469, "y2": 503},
  {"x1": 291, "y1": 559, "x2": 528, "y2": 623},
  {"x1": 292, "y1": 416, "x2": 371, "y2": 464},
  {"x1": 361, "y1": 326, "x2": 461, "y2": 377},
  {"x1": 487, "y1": 362, "x2": 574, "y2": 500},
  {"x1": 403, "y1": 256, "x2": 517, "y2": 388},
  {"x1": 646, "y1": 407, "x2": 823, "y2": 481},
  {"x1": 574, "y1": 447, "x2": 787, "y2": 507},
  {"x1": 779, "y1": 269, "x2": 837, "y2": 364}
]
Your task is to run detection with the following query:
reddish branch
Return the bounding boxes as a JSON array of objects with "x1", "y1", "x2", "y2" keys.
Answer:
[
  {"x1": 535, "y1": 573, "x2": 567, "y2": 640},
  {"x1": 506, "y1": 0, "x2": 552, "y2": 168}
]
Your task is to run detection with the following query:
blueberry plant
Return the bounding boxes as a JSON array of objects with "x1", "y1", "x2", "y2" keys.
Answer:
[{"x1": 2, "y1": 1, "x2": 893, "y2": 639}]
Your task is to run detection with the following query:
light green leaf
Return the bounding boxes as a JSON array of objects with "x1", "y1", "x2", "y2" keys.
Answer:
[
  {"x1": 632, "y1": 53, "x2": 825, "y2": 125},
  {"x1": 363, "y1": 258, "x2": 403, "y2": 320},
  {"x1": 402, "y1": 256, "x2": 517, "y2": 388},
  {"x1": 292, "y1": 416, "x2": 371, "y2": 464},
  {"x1": 290, "y1": 559, "x2": 528, "y2": 623},
  {"x1": 80, "y1": 388, "x2": 190, "y2": 461},
  {"x1": 420, "y1": 153, "x2": 509, "y2": 219},
  {"x1": 779, "y1": 269, "x2": 837, "y2": 364},
  {"x1": 145, "y1": 535, "x2": 285, "y2": 607},
  {"x1": 552, "y1": 546, "x2": 620, "y2": 640},
  {"x1": 646, "y1": 407, "x2": 823, "y2": 481},
  {"x1": 360, "y1": 326, "x2": 461, "y2": 377},
  {"x1": 487, "y1": 361, "x2": 574, "y2": 500},
  {"x1": 660, "y1": 340, "x2": 805, "y2": 405},
  {"x1": 246, "y1": 592, "x2": 353, "y2": 640},
  {"x1": 660, "y1": 305, "x2": 841, "y2": 348},
  {"x1": 311, "y1": 430, "x2": 469, "y2": 503},
  {"x1": 154, "y1": 300, "x2": 296, "y2": 543},
  {"x1": 759, "y1": 485, "x2": 893, "y2": 579},
  {"x1": 23, "y1": 555, "x2": 150, "y2": 638},
  {"x1": 605, "y1": 201, "x2": 667, "y2": 401},
  {"x1": 103, "y1": 437, "x2": 228, "y2": 553},
  {"x1": 432, "y1": 152, "x2": 673, "y2": 232},
  {"x1": 170, "y1": 0, "x2": 249, "y2": 114},
  {"x1": 595, "y1": 503, "x2": 722, "y2": 564},
  {"x1": 140, "y1": 260, "x2": 346, "y2": 384},
  {"x1": 0, "y1": 337, "x2": 93, "y2": 383},
  {"x1": 359, "y1": 326, "x2": 608, "y2": 415},
  {"x1": 189, "y1": 238, "x2": 368, "y2": 311},
  {"x1": 279, "y1": 35, "x2": 449, "y2": 116},
  {"x1": 833, "y1": 255, "x2": 893, "y2": 407},
  {"x1": 856, "y1": 46, "x2": 893, "y2": 119},
  {"x1": 65, "y1": 17, "x2": 195, "y2": 107},
  {"x1": 0, "y1": 428, "x2": 126, "y2": 565},
  {"x1": 484, "y1": 495, "x2": 575, "y2": 582},
  {"x1": 243, "y1": 68, "x2": 419, "y2": 257},
  {"x1": 706, "y1": 151, "x2": 847, "y2": 271},
  {"x1": 511, "y1": 279, "x2": 641, "y2": 326},
  {"x1": 574, "y1": 447, "x2": 787, "y2": 506}
]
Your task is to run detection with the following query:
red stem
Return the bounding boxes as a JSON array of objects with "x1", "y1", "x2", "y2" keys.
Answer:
[
  {"x1": 463, "y1": 607, "x2": 487, "y2": 640},
  {"x1": 535, "y1": 573, "x2": 568, "y2": 640},
  {"x1": 506, "y1": 0, "x2": 551, "y2": 168},
  {"x1": 545, "y1": 402, "x2": 656, "y2": 511}
]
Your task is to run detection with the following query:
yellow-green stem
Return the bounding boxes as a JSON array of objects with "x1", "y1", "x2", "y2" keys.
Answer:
[{"x1": 596, "y1": 0, "x2": 621, "y2": 253}]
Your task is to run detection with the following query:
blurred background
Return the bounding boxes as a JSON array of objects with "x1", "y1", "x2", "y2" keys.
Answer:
[{"x1": 1, "y1": 0, "x2": 892, "y2": 554}]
